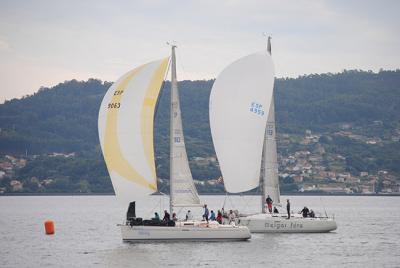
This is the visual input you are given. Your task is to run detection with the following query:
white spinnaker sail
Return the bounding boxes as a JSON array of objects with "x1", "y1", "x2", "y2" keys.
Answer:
[
  {"x1": 210, "y1": 51, "x2": 275, "y2": 193},
  {"x1": 170, "y1": 46, "x2": 201, "y2": 208},
  {"x1": 98, "y1": 58, "x2": 169, "y2": 205},
  {"x1": 263, "y1": 98, "x2": 280, "y2": 204}
]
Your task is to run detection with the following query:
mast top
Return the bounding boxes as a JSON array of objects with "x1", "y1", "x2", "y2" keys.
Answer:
[
  {"x1": 166, "y1": 41, "x2": 177, "y2": 49},
  {"x1": 267, "y1": 36, "x2": 272, "y2": 55},
  {"x1": 262, "y1": 33, "x2": 272, "y2": 55}
]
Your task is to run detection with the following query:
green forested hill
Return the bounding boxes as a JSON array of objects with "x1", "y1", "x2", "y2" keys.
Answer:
[
  {"x1": 2, "y1": 70, "x2": 399, "y2": 155},
  {"x1": 0, "y1": 70, "x2": 399, "y2": 193},
  {"x1": 0, "y1": 79, "x2": 111, "y2": 154},
  {"x1": 275, "y1": 70, "x2": 400, "y2": 133}
]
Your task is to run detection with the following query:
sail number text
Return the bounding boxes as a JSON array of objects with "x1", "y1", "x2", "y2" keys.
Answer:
[
  {"x1": 250, "y1": 102, "x2": 265, "y2": 116},
  {"x1": 108, "y1": 102, "x2": 121, "y2": 109}
]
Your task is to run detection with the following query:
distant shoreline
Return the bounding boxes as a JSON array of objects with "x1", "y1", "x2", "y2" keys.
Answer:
[{"x1": 1, "y1": 192, "x2": 399, "y2": 197}]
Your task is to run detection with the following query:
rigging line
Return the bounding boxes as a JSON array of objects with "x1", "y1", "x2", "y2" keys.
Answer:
[
  {"x1": 176, "y1": 49, "x2": 186, "y2": 80},
  {"x1": 228, "y1": 194, "x2": 236, "y2": 210},
  {"x1": 320, "y1": 196, "x2": 328, "y2": 218},
  {"x1": 176, "y1": 207, "x2": 184, "y2": 218},
  {"x1": 157, "y1": 182, "x2": 168, "y2": 194},
  {"x1": 240, "y1": 194, "x2": 253, "y2": 213},
  {"x1": 222, "y1": 193, "x2": 228, "y2": 210},
  {"x1": 147, "y1": 197, "x2": 162, "y2": 219}
]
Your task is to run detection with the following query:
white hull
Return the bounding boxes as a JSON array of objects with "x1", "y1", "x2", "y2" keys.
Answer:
[
  {"x1": 238, "y1": 213, "x2": 337, "y2": 233},
  {"x1": 121, "y1": 221, "x2": 251, "y2": 242}
]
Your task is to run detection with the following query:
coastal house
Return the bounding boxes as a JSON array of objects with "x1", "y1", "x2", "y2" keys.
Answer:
[
  {"x1": 318, "y1": 185, "x2": 352, "y2": 194},
  {"x1": 10, "y1": 180, "x2": 23, "y2": 191},
  {"x1": 0, "y1": 162, "x2": 13, "y2": 172},
  {"x1": 293, "y1": 175, "x2": 304, "y2": 183}
]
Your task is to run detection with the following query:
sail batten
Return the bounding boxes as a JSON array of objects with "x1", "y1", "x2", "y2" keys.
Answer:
[
  {"x1": 98, "y1": 58, "x2": 169, "y2": 205},
  {"x1": 210, "y1": 50, "x2": 275, "y2": 194}
]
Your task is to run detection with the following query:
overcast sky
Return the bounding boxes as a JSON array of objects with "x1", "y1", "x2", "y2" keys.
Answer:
[{"x1": 0, "y1": 0, "x2": 399, "y2": 103}]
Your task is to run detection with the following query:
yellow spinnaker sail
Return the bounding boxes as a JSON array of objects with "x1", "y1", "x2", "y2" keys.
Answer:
[{"x1": 98, "y1": 58, "x2": 169, "y2": 204}]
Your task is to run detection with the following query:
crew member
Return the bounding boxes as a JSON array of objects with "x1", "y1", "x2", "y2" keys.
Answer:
[
  {"x1": 163, "y1": 210, "x2": 170, "y2": 222},
  {"x1": 216, "y1": 210, "x2": 222, "y2": 224},
  {"x1": 203, "y1": 204, "x2": 209, "y2": 223},
  {"x1": 300, "y1": 207, "x2": 309, "y2": 218},
  {"x1": 185, "y1": 210, "x2": 193, "y2": 221},
  {"x1": 266, "y1": 195, "x2": 273, "y2": 213},
  {"x1": 152, "y1": 212, "x2": 160, "y2": 221},
  {"x1": 210, "y1": 210, "x2": 216, "y2": 221},
  {"x1": 309, "y1": 210, "x2": 315, "y2": 218},
  {"x1": 228, "y1": 210, "x2": 235, "y2": 224}
]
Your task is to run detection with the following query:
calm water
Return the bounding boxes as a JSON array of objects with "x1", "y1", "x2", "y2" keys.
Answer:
[{"x1": 0, "y1": 195, "x2": 399, "y2": 268}]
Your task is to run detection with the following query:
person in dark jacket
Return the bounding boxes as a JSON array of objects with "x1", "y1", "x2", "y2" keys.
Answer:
[
  {"x1": 163, "y1": 210, "x2": 170, "y2": 222},
  {"x1": 286, "y1": 199, "x2": 291, "y2": 219},
  {"x1": 300, "y1": 207, "x2": 309, "y2": 218},
  {"x1": 309, "y1": 210, "x2": 315, "y2": 218}
]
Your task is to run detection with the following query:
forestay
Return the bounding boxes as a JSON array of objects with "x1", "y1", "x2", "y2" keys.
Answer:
[
  {"x1": 98, "y1": 58, "x2": 169, "y2": 205},
  {"x1": 210, "y1": 51, "x2": 275, "y2": 193}
]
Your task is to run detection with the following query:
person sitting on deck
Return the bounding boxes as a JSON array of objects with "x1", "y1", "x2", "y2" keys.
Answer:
[
  {"x1": 216, "y1": 210, "x2": 222, "y2": 224},
  {"x1": 228, "y1": 210, "x2": 235, "y2": 224},
  {"x1": 209, "y1": 210, "x2": 216, "y2": 221},
  {"x1": 309, "y1": 210, "x2": 315, "y2": 218},
  {"x1": 300, "y1": 207, "x2": 309, "y2": 218},
  {"x1": 163, "y1": 210, "x2": 170, "y2": 222},
  {"x1": 172, "y1": 212, "x2": 178, "y2": 221},
  {"x1": 273, "y1": 207, "x2": 279, "y2": 214},
  {"x1": 152, "y1": 212, "x2": 160, "y2": 221},
  {"x1": 185, "y1": 210, "x2": 193, "y2": 221}
]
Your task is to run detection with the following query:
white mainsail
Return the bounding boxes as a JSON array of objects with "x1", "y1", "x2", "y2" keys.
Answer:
[
  {"x1": 98, "y1": 58, "x2": 169, "y2": 205},
  {"x1": 210, "y1": 51, "x2": 275, "y2": 193},
  {"x1": 169, "y1": 46, "x2": 201, "y2": 210},
  {"x1": 262, "y1": 98, "x2": 280, "y2": 205}
]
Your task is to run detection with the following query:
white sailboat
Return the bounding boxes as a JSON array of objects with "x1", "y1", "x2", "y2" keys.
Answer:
[
  {"x1": 98, "y1": 45, "x2": 251, "y2": 241},
  {"x1": 209, "y1": 37, "x2": 337, "y2": 233}
]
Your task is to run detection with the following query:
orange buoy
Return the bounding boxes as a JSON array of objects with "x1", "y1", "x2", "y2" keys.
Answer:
[{"x1": 44, "y1": 220, "x2": 55, "y2": 235}]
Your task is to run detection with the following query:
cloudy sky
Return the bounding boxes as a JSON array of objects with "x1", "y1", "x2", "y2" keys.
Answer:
[{"x1": 0, "y1": 0, "x2": 399, "y2": 103}]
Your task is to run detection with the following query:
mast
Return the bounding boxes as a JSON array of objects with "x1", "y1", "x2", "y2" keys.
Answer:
[
  {"x1": 260, "y1": 132, "x2": 267, "y2": 213},
  {"x1": 261, "y1": 36, "x2": 281, "y2": 211},
  {"x1": 169, "y1": 45, "x2": 177, "y2": 214},
  {"x1": 260, "y1": 36, "x2": 273, "y2": 213},
  {"x1": 267, "y1": 36, "x2": 272, "y2": 55}
]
